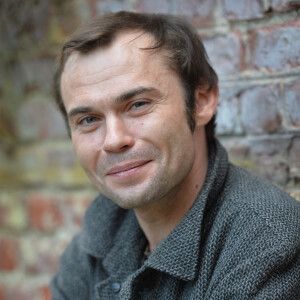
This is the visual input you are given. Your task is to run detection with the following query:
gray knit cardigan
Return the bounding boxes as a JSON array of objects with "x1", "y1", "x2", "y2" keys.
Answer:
[{"x1": 51, "y1": 139, "x2": 300, "y2": 299}]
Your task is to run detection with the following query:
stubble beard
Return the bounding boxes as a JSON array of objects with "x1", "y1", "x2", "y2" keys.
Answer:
[{"x1": 95, "y1": 150, "x2": 195, "y2": 210}]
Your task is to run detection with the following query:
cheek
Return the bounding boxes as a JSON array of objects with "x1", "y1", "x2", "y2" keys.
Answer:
[{"x1": 72, "y1": 134, "x2": 100, "y2": 170}]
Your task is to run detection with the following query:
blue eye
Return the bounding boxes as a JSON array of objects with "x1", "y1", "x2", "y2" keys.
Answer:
[
  {"x1": 131, "y1": 101, "x2": 148, "y2": 109},
  {"x1": 80, "y1": 116, "x2": 98, "y2": 125}
]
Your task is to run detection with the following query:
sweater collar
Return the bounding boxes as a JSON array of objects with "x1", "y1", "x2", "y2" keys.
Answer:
[{"x1": 81, "y1": 139, "x2": 229, "y2": 281}]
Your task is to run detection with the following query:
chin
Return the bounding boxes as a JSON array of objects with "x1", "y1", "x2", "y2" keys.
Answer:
[
  {"x1": 110, "y1": 194, "x2": 155, "y2": 210},
  {"x1": 101, "y1": 185, "x2": 161, "y2": 210}
]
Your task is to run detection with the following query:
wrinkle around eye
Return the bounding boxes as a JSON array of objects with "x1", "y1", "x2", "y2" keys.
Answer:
[
  {"x1": 127, "y1": 100, "x2": 155, "y2": 116},
  {"x1": 130, "y1": 101, "x2": 150, "y2": 110}
]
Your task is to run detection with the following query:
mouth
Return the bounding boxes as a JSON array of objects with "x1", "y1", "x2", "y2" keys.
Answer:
[{"x1": 106, "y1": 160, "x2": 151, "y2": 177}]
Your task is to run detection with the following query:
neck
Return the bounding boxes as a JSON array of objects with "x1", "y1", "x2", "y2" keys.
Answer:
[{"x1": 134, "y1": 130, "x2": 209, "y2": 252}]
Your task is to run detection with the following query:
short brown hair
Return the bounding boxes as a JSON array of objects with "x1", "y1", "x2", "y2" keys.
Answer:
[{"x1": 54, "y1": 11, "x2": 218, "y2": 141}]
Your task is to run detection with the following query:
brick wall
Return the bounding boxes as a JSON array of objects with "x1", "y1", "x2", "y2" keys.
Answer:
[{"x1": 0, "y1": 0, "x2": 299, "y2": 298}]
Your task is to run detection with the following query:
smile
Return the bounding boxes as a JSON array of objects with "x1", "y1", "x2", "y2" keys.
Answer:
[{"x1": 106, "y1": 160, "x2": 151, "y2": 178}]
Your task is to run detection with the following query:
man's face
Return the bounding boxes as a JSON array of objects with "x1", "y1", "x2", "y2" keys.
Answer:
[{"x1": 61, "y1": 31, "x2": 201, "y2": 209}]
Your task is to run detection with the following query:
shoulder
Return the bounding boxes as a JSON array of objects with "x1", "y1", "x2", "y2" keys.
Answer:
[
  {"x1": 225, "y1": 164, "x2": 300, "y2": 217},
  {"x1": 202, "y1": 164, "x2": 300, "y2": 297},
  {"x1": 220, "y1": 163, "x2": 300, "y2": 246}
]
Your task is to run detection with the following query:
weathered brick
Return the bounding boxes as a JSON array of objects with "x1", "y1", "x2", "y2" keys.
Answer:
[
  {"x1": 284, "y1": 80, "x2": 300, "y2": 128},
  {"x1": 136, "y1": 0, "x2": 170, "y2": 13},
  {"x1": 249, "y1": 22, "x2": 300, "y2": 72},
  {"x1": 27, "y1": 193, "x2": 63, "y2": 231},
  {"x1": 17, "y1": 142, "x2": 90, "y2": 187},
  {"x1": 0, "y1": 237, "x2": 19, "y2": 270},
  {"x1": 95, "y1": 0, "x2": 134, "y2": 14},
  {"x1": 12, "y1": 59, "x2": 54, "y2": 94},
  {"x1": 0, "y1": 153, "x2": 20, "y2": 189},
  {"x1": 221, "y1": 0, "x2": 265, "y2": 20},
  {"x1": 20, "y1": 236, "x2": 69, "y2": 274},
  {"x1": 286, "y1": 189, "x2": 300, "y2": 201},
  {"x1": 1, "y1": 1, "x2": 51, "y2": 50},
  {"x1": 289, "y1": 136, "x2": 300, "y2": 180},
  {"x1": 219, "y1": 137, "x2": 253, "y2": 170},
  {"x1": 220, "y1": 137, "x2": 250, "y2": 158},
  {"x1": 17, "y1": 93, "x2": 68, "y2": 141},
  {"x1": 0, "y1": 193, "x2": 28, "y2": 231},
  {"x1": 271, "y1": 0, "x2": 300, "y2": 12},
  {"x1": 250, "y1": 135, "x2": 292, "y2": 156},
  {"x1": 204, "y1": 32, "x2": 244, "y2": 76},
  {"x1": 216, "y1": 87, "x2": 242, "y2": 135},
  {"x1": 45, "y1": 145, "x2": 77, "y2": 168},
  {"x1": 224, "y1": 135, "x2": 294, "y2": 188},
  {"x1": 46, "y1": 2, "x2": 85, "y2": 48},
  {"x1": 248, "y1": 136, "x2": 291, "y2": 186},
  {"x1": 0, "y1": 111, "x2": 18, "y2": 188},
  {"x1": 0, "y1": 64, "x2": 4, "y2": 91},
  {"x1": 63, "y1": 193, "x2": 95, "y2": 228},
  {"x1": 1, "y1": 282, "x2": 53, "y2": 300},
  {"x1": 177, "y1": 0, "x2": 217, "y2": 26},
  {"x1": 240, "y1": 85, "x2": 282, "y2": 134}
]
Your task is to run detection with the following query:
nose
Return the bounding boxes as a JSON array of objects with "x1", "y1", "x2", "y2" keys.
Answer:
[{"x1": 103, "y1": 116, "x2": 135, "y2": 153}]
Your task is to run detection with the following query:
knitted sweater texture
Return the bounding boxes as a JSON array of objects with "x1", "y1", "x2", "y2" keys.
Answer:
[{"x1": 51, "y1": 140, "x2": 300, "y2": 299}]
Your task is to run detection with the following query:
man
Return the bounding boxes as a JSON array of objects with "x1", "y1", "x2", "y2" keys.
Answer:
[{"x1": 51, "y1": 11, "x2": 300, "y2": 299}]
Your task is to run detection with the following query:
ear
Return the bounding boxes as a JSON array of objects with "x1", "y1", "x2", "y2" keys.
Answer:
[{"x1": 194, "y1": 84, "x2": 218, "y2": 127}]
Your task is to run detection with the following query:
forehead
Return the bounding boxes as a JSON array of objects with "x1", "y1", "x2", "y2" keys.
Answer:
[{"x1": 63, "y1": 30, "x2": 169, "y2": 79}]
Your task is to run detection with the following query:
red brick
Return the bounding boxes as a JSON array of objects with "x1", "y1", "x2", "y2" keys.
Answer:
[
  {"x1": 27, "y1": 194, "x2": 63, "y2": 231},
  {"x1": 271, "y1": 0, "x2": 300, "y2": 12},
  {"x1": 21, "y1": 236, "x2": 69, "y2": 275},
  {"x1": 284, "y1": 80, "x2": 300, "y2": 128},
  {"x1": 204, "y1": 32, "x2": 244, "y2": 76},
  {"x1": 177, "y1": 0, "x2": 217, "y2": 26},
  {"x1": 0, "y1": 238, "x2": 19, "y2": 270},
  {"x1": 40, "y1": 286, "x2": 51, "y2": 300},
  {"x1": 249, "y1": 21, "x2": 300, "y2": 72},
  {"x1": 222, "y1": 0, "x2": 265, "y2": 20},
  {"x1": 240, "y1": 85, "x2": 282, "y2": 134},
  {"x1": 63, "y1": 195, "x2": 94, "y2": 228},
  {"x1": 136, "y1": 0, "x2": 170, "y2": 13}
]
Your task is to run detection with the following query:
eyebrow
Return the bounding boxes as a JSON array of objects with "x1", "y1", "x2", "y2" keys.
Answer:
[
  {"x1": 114, "y1": 86, "x2": 156, "y2": 104},
  {"x1": 68, "y1": 106, "x2": 95, "y2": 119},
  {"x1": 68, "y1": 86, "x2": 156, "y2": 119}
]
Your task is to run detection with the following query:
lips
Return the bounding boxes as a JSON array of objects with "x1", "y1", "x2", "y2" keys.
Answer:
[{"x1": 106, "y1": 160, "x2": 151, "y2": 176}]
